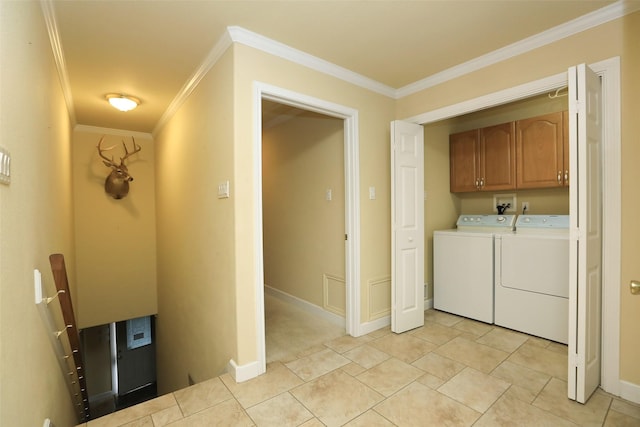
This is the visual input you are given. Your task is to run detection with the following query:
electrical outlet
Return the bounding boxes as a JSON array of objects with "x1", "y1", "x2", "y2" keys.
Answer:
[{"x1": 522, "y1": 202, "x2": 530, "y2": 213}]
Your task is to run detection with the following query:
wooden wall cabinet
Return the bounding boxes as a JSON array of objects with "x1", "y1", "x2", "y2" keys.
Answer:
[
  {"x1": 516, "y1": 111, "x2": 568, "y2": 189},
  {"x1": 449, "y1": 122, "x2": 516, "y2": 192}
]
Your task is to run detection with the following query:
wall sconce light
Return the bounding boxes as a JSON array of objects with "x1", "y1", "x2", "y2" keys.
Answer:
[{"x1": 106, "y1": 94, "x2": 140, "y2": 112}]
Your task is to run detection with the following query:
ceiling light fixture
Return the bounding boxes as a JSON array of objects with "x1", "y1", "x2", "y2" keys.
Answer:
[{"x1": 106, "y1": 94, "x2": 140, "y2": 112}]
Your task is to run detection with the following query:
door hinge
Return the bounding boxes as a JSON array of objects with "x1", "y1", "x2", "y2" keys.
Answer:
[{"x1": 345, "y1": 234, "x2": 348, "y2": 241}]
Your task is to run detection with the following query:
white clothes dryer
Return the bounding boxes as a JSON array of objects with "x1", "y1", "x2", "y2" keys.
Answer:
[
  {"x1": 494, "y1": 215, "x2": 570, "y2": 344},
  {"x1": 434, "y1": 215, "x2": 516, "y2": 323}
]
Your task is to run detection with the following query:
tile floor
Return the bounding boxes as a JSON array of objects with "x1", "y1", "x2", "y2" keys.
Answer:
[{"x1": 79, "y1": 308, "x2": 640, "y2": 426}]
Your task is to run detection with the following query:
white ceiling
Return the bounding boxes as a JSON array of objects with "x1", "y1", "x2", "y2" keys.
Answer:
[{"x1": 49, "y1": 0, "x2": 621, "y2": 134}]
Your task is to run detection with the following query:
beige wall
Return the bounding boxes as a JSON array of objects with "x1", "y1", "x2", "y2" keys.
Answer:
[
  {"x1": 154, "y1": 48, "x2": 238, "y2": 394},
  {"x1": 72, "y1": 129, "x2": 157, "y2": 328},
  {"x1": 0, "y1": 1, "x2": 78, "y2": 426},
  {"x1": 262, "y1": 110, "x2": 345, "y2": 311},
  {"x1": 619, "y1": 10, "x2": 640, "y2": 387},
  {"x1": 399, "y1": 11, "x2": 640, "y2": 387},
  {"x1": 231, "y1": 44, "x2": 396, "y2": 365}
]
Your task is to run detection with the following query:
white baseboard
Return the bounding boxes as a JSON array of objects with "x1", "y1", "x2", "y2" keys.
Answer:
[
  {"x1": 359, "y1": 315, "x2": 391, "y2": 336},
  {"x1": 424, "y1": 297, "x2": 434, "y2": 310},
  {"x1": 619, "y1": 380, "x2": 640, "y2": 404},
  {"x1": 264, "y1": 285, "x2": 345, "y2": 328},
  {"x1": 357, "y1": 298, "x2": 433, "y2": 336},
  {"x1": 227, "y1": 359, "x2": 262, "y2": 383}
]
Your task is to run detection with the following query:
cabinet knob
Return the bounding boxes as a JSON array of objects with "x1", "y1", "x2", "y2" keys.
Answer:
[
  {"x1": 564, "y1": 170, "x2": 569, "y2": 184},
  {"x1": 557, "y1": 171, "x2": 562, "y2": 184},
  {"x1": 631, "y1": 280, "x2": 640, "y2": 295}
]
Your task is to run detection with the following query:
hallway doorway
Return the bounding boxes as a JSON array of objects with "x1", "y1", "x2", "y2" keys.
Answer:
[{"x1": 261, "y1": 100, "x2": 346, "y2": 362}]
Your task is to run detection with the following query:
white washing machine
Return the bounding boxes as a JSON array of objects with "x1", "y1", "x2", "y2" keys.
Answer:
[
  {"x1": 494, "y1": 214, "x2": 570, "y2": 344},
  {"x1": 434, "y1": 214, "x2": 516, "y2": 323}
]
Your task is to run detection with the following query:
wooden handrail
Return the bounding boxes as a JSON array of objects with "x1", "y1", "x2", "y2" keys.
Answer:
[{"x1": 49, "y1": 254, "x2": 90, "y2": 422}]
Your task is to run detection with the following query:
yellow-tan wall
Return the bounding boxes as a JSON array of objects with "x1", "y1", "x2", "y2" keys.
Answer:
[
  {"x1": 232, "y1": 43, "x2": 397, "y2": 365},
  {"x1": 0, "y1": 1, "x2": 78, "y2": 425},
  {"x1": 72, "y1": 129, "x2": 157, "y2": 328},
  {"x1": 263, "y1": 111, "x2": 345, "y2": 311},
  {"x1": 399, "y1": 10, "x2": 640, "y2": 387},
  {"x1": 153, "y1": 48, "x2": 238, "y2": 394}
]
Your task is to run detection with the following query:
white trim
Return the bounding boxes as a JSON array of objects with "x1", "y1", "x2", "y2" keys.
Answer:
[
  {"x1": 405, "y1": 57, "x2": 621, "y2": 399},
  {"x1": 395, "y1": 0, "x2": 638, "y2": 97},
  {"x1": 424, "y1": 297, "x2": 434, "y2": 311},
  {"x1": 228, "y1": 27, "x2": 395, "y2": 99},
  {"x1": 265, "y1": 285, "x2": 345, "y2": 328},
  {"x1": 152, "y1": 30, "x2": 233, "y2": 135},
  {"x1": 253, "y1": 82, "x2": 361, "y2": 380},
  {"x1": 620, "y1": 380, "x2": 640, "y2": 405},
  {"x1": 40, "y1": 0, "x2": 76, "y2": 126},
  {"x1": 73, "y1": 124, "x2": 153, "y2": 140},
  {"x1": 359, "y1": 316, "x2": 391, "y2": 336},
  {"x1": 226, "y1": 359, "x2": 261, "y2": 383}
]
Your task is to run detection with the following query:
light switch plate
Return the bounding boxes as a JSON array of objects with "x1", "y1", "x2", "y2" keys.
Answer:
[
  {"x1": 0, "y1": 146, "x2": 11, "y2": 185},
  {"x1": 217, "y1": 180, "x2": 230, "y2": 199}
]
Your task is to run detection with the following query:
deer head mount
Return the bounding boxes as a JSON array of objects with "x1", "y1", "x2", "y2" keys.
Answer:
[{"x1": 96, "y1": 136, "x2": 141, "y2": 199}]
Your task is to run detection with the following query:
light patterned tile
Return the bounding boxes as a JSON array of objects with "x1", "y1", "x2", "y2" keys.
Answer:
[
  {"x1": 121, "y1": 417, "x2": 153, "y2": 427},
  {"x1": 220, "y1": 361, "x2": 303, "y2": 408},
  {"x1": 173, "y1": 377, "x2": 233, "y2": 417},
  {"x1": 324, "y1": 334, "x2": 373, "y2": 353},
  {"x1": 435, "y1": 336, "x2": 509, "y2": 373},
  {"x1": 415, "y1": 372, "x2": 446, "y2": 389},
  {"x1": 508, "y1": 341, "x2": 567, "y2": 380},
  {"x1": 412, "y1": 351, "x2": 465, "y2": 380},
  {"x1": 503, "y1": 384, "x2": 539, "y2": 404},
  {"x1": 491, "y1": 360, "x2": 550, "y2": 394},
  {"x1": 246, "y1": 392, "x2": 313, "y2": 427},
  {"x1": 343, "y1": 344, "x2": 390, "y2": 369},
  {"x1": 356, "y1": 358, "x2": 424, "y2": 397},
  {"x1": 424, "y1": 309, "x2": 464, "y2": 327},
  {"x1": 604, "y1": 410, "x2": 640, "y2": 426},
  {"x1": 370, "y1": 332, "x2": 437, "y2": 363},
  {"x1": 476, "y1": 327, "x2": 529, "y2": 353},
  {"x1": 88, "y1": 394, "x2": 177, "y2": 427},
  {"x1": 299, "y1": 419, "x2": 325, "y2": 427},
  {"x1": 151, "y1": 405, "x2": 183, "y2": 427},
  {"x1": 374, "y1": 381, "x2": 480, "y2": 426},
  {"x1": 410, "y1": 321, "x2": 462, "y2": 345},
  {"x1": 474, "y1": 393, "x2": 575, "y2": 426},
  {"x1": 452, "y1": 318, "x2": 493, "y2": 338},
  {"x1": 610, "y1": 398, "x2": 640, "y2": 420},
  {"x1": 546, "y1": 341, "x2": 569, "y2": 355},
  {"x1": 533, "y1": 377, "x2": 611, "y2": 426},
  {"x1": 291, "y1": 370, "x2": 384, "y2": 426},
  {"x1": 285, "y1": 348, "x2": 350, "y2": 381},
  {"x1": 438, "y1": 367, "x2": 510, "y2": 412},
  {"x1": 343, "y1": 410, "x2": 395, "y2": 426},
  {"x1": 341, "y1": 362, "x2": 367, "y2": 376},
  {"x1": 166, "y1": 398, "x2": 253, "y2": 427}
]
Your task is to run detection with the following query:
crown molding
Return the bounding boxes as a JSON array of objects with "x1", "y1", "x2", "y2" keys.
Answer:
[
  {"x1": 395, "y1": 0, "x2": 639, "y2": 98},
  {"x1": 40, "y1": 0, "x2": 76, "y2": 125},
  {"x1": 74, "y1": 124, "x2": 153, "y2": 140},
  {"x1": 227, "y1": 26, "x2": 397, "y2": 99},
  {"x1": 152, "y1": 29, "x2": 234, "y2": 135}
]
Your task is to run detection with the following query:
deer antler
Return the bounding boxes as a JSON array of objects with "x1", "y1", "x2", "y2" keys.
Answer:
[
  {"x1": 96, "y1": 136, "x2": 118, "y2": 167},
  {"x1": 120, "y1": 137, "x2": 141, "y2": 162}
]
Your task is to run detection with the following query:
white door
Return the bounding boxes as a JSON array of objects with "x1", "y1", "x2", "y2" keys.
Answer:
[
  {"x1": 391, "y1": 120, "x2": 424, "y2": 333},
  {"x1": 568, "y1": 64, "x2": 603, "y2": 403}
]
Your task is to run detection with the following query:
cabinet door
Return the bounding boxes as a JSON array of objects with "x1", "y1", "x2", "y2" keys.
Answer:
[
  {"x1": 516, "y1": 112, "x2": 564, "y2": 189},
  {"x1": 481, "y1": 122, "x2": 516, "y2": 191},
  {"x1": 450, "y1": 129, "x2": 480, "y2": 192}
]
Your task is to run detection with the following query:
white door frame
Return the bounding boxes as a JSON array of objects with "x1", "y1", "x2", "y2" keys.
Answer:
[
  {"x1": 253, "y1": 82, "x2": 361, "y2": 375},
  {"x1": 405, "y1": 57, "x2": 621, "y2": 397}
]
